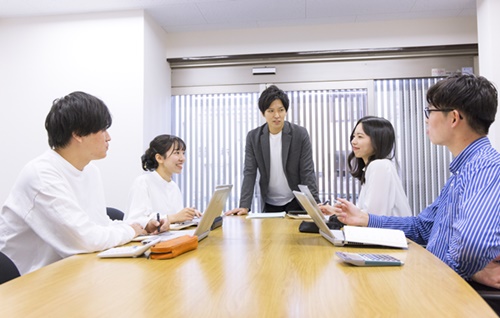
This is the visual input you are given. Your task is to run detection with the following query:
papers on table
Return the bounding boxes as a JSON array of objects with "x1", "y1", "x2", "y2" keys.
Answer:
[
  {"x1": 246, "y1": 212, "x2": 286, "y2": 219},
  {"x1": 286, "y1": 213, "x2": 311, "y2": 219}
]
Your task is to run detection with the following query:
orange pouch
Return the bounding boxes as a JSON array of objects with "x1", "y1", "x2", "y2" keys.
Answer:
[{"x1": 150, "y1": 235, "x2": 198, "y2": 260}]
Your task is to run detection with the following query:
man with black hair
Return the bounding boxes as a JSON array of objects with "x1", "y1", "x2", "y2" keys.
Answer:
[
  {"x1": 0, "y1": 92, "x2": 156, "y2": 275},
  {"x1": 226, "y1": 85, "x2": 319, "y2": 215},
  {"x1": 321, "y1": 74, "x2": 500, "y2": 290}
]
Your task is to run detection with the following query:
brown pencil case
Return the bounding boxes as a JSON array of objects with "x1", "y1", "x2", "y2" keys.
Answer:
[{"x1": 149, "y1": 235, "x2": 198, "y2": 260}]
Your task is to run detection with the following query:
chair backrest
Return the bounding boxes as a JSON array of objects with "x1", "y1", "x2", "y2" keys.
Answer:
[
  {"x1": 469, "y1": 281, "x2": 500, "y2": 315},
  {"x1": 106, "y1": 207, "x2": 124, "y2": 221},
  {"x1": 0, "y1": 251, "x2": 20, "y2": 284}
]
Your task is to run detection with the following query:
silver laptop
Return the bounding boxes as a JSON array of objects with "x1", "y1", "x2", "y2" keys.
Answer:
[
  {"x1": 293, "y1": 190, "x2": 345, "y2": 246},
  {"x1": 192, "y1": 185, "x2": 232, "y2": 241},
  {"x1": 135, "y1": 185, "x2": 232, "y2": 243},
  {"x1": 298, "y1": 184, "x2": 319, "y2": 206},
  {"x1": 294, "y1": 188, "x2": 407, "y2": 249},
  {"x1": 170, "y1": 184, "x2": 233, "y2": 230}
]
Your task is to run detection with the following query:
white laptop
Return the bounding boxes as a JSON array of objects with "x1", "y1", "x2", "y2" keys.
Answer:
[
  {"x1": 298, "y1": 184, "x2": 319, "y2": 206},
  {"x1": 297, "y1": 184, "x2": 327, "y2": 220},
  {"x1": 132, "y1": 185, "x2": 232, "y2": 242},
  {"x1": 293, "y1": 190, "x2": 408, "y2": 249},
  {"x1": 170, "y1": 185, "x2": 233, "y2": 230},
  {"x1": 192, "y1": 185, "x2": 231, "y2": 241}
]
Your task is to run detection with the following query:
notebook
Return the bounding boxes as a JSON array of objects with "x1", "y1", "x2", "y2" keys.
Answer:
[
  {"x1": 98, "y1": 237, "x2": 162, "y2": 258},
  {"x1": 293, "y1": 190, "x2": 408, "y2": 249},
  {"x1": 133, "y1": 185, "x2": 232, "y2": 242}
]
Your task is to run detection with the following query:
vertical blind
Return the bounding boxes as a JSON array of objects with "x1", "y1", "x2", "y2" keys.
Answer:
[
  {"x1": 172, "y1": 88, "x2": 366, "y2": 212},
  {"x1": 373, "y1": 77, "x2": 451, "y2": 213},
  {"x1": 172, "y1": 93, "x2": 260, "y2": 212},
  {"x1": 171, "y1": 78, "x2": 451, "y2": 215}
]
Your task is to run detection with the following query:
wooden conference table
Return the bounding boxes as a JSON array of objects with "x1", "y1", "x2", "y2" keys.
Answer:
[{"x1": 0, "y1": 216, "x2": 496, "y2": 317}]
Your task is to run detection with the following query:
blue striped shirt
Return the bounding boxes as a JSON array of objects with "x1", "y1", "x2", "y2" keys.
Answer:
[{"x1": 368, "y1": 137, "x2": 500, "y2": 280}]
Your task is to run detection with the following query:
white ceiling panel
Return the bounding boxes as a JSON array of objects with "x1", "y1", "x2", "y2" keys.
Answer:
[{"x1": 0, "y1": 0, "x2": 477, "y2": 33}]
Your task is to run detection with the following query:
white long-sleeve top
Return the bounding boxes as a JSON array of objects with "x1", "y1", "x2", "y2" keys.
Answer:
[
  {"x1": 125, "y1": 171, "x2": 184, "y2": 227},
  {"x1": 0, "y1": 150, "x2": 135, "y2": 275},
  {"x1": 357, "y1": 159, "x2": 412, "y2": 217}
]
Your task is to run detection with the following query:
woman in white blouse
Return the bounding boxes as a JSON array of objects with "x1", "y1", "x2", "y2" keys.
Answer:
[
  {"x1": 322, "y1": 116, "x2": 412, "y2": 217},
  {"x1": 125, "y1": 134, "x2": 201, "y2": 227}
]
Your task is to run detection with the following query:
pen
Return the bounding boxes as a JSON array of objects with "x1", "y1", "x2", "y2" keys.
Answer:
[
  {"x1": 156, "y1": 213, "x2": 161, "y2": 233},
  {"x1": 322, "y1": 200, "x2": 330, "y2": 205}
]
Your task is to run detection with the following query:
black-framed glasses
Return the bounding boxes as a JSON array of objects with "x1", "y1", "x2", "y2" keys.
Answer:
[{"x1": 423, "y1": 107, "x2": 455, "y2": 119}]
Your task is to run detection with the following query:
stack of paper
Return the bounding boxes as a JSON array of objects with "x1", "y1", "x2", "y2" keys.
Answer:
[{"x1": 246, "y1": 212, "x2": 286, "y2": 219}]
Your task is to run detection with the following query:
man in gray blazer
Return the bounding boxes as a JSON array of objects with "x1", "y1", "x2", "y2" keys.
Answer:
[{"x1": 226, "y1": 85, "x2": 319, "y2": 215}]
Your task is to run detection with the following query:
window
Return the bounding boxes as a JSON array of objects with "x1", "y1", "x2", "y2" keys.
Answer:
[
  {"x1": 373, "y1": 78, "x2": 451, "y2": 212},
  {"x1": 172, "y1": 88, "x2": 366, "y2": 212},
  {"x1": 171, "y1": 78, "x2": 450, "y2": 215}
]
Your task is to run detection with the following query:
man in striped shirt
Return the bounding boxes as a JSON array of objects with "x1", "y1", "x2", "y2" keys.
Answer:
[{"x1": 321, "y1": 74, "x2": 500, "y2": 289}]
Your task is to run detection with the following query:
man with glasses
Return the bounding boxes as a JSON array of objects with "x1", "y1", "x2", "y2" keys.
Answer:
[{"x1": 321, "y1": 74, "x2": 500, "y2": 292}]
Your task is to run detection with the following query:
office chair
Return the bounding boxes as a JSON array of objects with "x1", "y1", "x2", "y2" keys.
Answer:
[
  {"x1": 0, "y1": 251, "x2": 20, "y2": 284},
  {"x1": 106, "y1": 207, "x2": 124, "y2": 221},
  {"x1": 469, "y1": 281, "x2": 500, "y2": 315}
]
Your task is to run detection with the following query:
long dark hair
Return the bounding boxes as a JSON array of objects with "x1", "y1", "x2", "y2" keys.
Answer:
[
  {"x1": 347, "y1": 116, "x2": 396, "y2": 184},
  {"x1": 141, "y1": 134, "x2": 186, "y2": 171}
]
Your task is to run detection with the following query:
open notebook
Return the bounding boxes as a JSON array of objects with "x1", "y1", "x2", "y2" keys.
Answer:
[{"x1": 293, "y1": 189, "x2": 407, "y2": 249}]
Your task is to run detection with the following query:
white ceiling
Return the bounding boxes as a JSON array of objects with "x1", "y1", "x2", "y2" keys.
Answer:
[{"x1": 0, "y1": 0, "x2": 476, "y2": 33}]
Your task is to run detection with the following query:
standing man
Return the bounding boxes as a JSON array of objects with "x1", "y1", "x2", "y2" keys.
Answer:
[
  {"x1": 226, "y1": 85, "x2": 319, "y2": 215},
  {"x1": 321, "y1": 74, "x2": 500, "y2": 289},
  {"x1": 0, "y1": 91, "x2": 158, "y2": 275}
]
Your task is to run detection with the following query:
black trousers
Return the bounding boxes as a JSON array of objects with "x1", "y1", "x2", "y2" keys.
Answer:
[{"x1": 263, "y1": 198, "x2": 304, "y2": 213}]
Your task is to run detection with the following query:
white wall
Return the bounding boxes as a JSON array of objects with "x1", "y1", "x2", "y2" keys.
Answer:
[
  {"x1": 143, "y1": 13, "x2": 171, "y2": 145},
  {"x1": 165, "y1": 16, "x2": 478, "y2": 58},
  {"x1": 477, "y1": 0, "x2": 500, "y2": 150},
  {"x1": 0, "y1": 11, "x2": 170, "y2": 211}
]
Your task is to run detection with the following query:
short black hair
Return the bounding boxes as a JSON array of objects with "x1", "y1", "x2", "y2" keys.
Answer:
[
  {"x1": 426, "y1": 74, "x2": 498, "y2": 135},
  {"x1": 45, "y1": 91, "x2": 112, "y2": 149},
  {"x1": 258, "y1": 85, "x2": 289, "y2": 114},
  {"x1": 348, "y1": 116, "x2": 396, "y2": 184},
  {"x1": 141, "y1": 134, "x2": 186, "y2": 171}
]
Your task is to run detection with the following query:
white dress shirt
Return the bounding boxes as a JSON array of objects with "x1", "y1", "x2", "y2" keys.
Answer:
[{"x1": 357, "y1": 159, "x2": 412, "y2": 217}]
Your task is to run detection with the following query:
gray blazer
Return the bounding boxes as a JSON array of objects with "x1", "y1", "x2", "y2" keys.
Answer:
[{"x1": 239, "y1": 121, "x2": 319, "y2": 210}]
